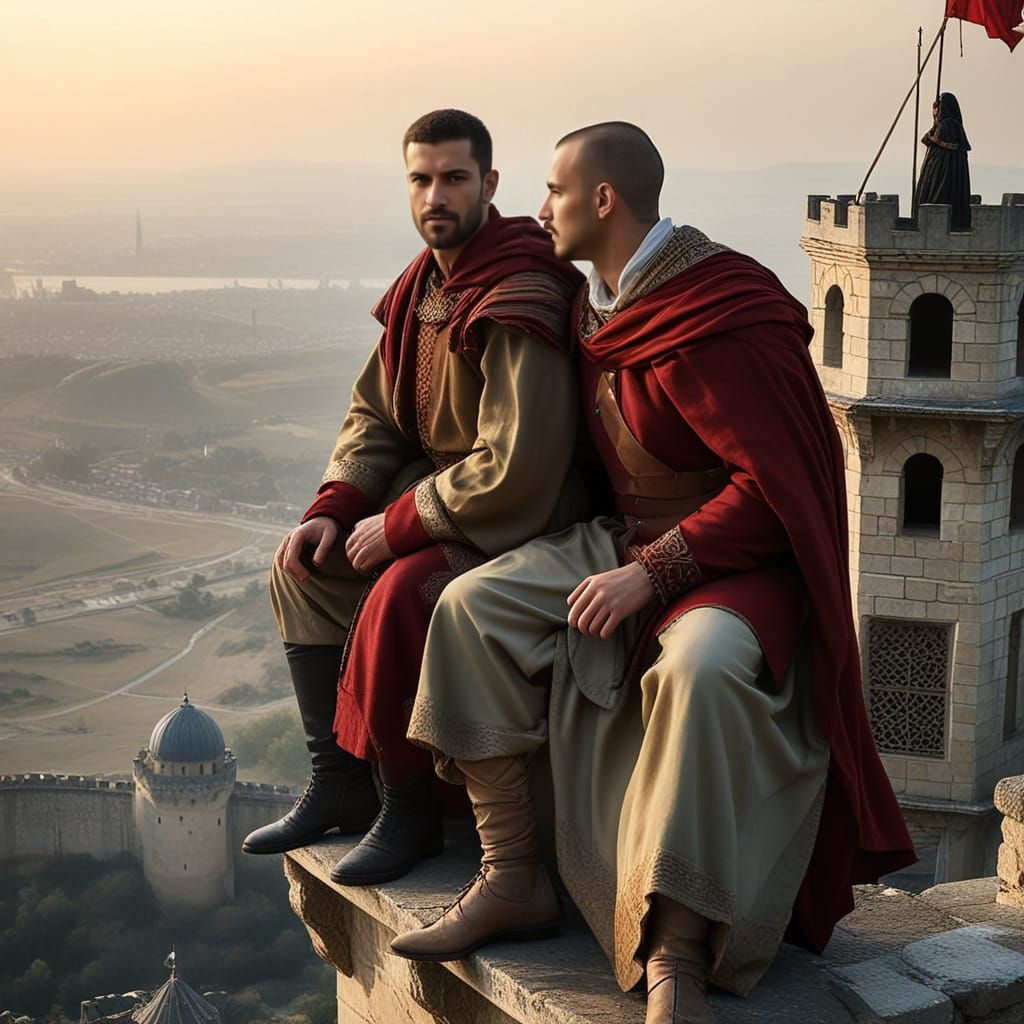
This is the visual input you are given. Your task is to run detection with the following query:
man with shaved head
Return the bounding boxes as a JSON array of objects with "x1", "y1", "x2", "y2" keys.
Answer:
[{"x1": 392, "y1": 122, "x2": 915, "y2": 1022}]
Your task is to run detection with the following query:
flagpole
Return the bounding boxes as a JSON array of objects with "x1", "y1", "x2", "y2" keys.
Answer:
[
  {"x1": 855, "y1": 17, "x2": 949, "y2": 204},
  {"x1": 912, "y1": 26, "x2": 923, "y2": 211},
  {"x1": 936, "y1": 16, "x2": 948, "y2": 100}
]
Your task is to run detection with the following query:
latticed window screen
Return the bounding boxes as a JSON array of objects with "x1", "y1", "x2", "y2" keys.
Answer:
[{"x1": 866, "y1": 618, "x2": 950, "y2": 759}]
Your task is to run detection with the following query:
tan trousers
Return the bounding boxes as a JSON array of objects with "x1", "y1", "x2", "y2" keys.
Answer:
[
  {"x1": 408, "y1": 519, "x2": 829, "y2": 996},
  {"x1": 269, "y1": 461, "x2": 432, "y2": 645}
]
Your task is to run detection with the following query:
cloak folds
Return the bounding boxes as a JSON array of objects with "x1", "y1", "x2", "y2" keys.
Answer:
[
  {"x1": 914, "y1": 92, "x2": 972, "y2": 231},
  {"x1": 373, "y1": 206, "x2": 583, "y2": 434},
  {"x1": 576, "y1": 248, "x2": 916, "y2": 952}
]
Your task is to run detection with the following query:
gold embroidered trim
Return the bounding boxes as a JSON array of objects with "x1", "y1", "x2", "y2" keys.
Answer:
[
  {"x1": 633, "y1": 527, "x2": 701, "y2": 604},
  {"x1": 413, "y1": 476, "x2": 468, "y2": 545},
  {"x1": 417, "y1": 543, "x2": 486, "y2": 608},
  {"x1": 580, "y1": 226, "x2": 729, "y2": 338},
  {"x1": 320, "y1": 458, "x2": 388, "y2": 498},
  {"x1": 415, "y1": 268, "x2": 458, "y2": 324},
  {"x1": 406, "y1": 694, "x2": 546, "y2": 785},
  {"x1": 413, "y1": 275, "x2": 463, "y2": 470},
  {"x1": 412, "y1": 319, "x2": 447, "y2": 467}
]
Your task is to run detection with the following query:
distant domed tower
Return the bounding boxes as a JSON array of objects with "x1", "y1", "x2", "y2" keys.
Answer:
[{"x1": 133, "y1": 695, "x2": 236, "y2": 911}]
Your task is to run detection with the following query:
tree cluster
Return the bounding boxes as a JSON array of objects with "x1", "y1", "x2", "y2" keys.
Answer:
[{"x1": 0, "y1": 856, "x2": 333, "y2": 1022}]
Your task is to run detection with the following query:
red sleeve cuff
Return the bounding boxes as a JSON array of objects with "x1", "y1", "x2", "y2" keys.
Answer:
[
  {"x1": 301, "y1": 481, "x2": 374, "y2": 531},
  {"x1": 384, "y1": 487, "x2": 433, "y2": 556}
]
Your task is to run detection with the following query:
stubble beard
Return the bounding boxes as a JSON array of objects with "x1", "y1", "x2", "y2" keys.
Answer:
[{"x1": 417, "y1": 195, "x2": 486, "y2": 251}]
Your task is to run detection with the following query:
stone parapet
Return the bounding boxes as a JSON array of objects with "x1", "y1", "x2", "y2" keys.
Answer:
[
  {"x1": 284, "y1": 828, "x2": 1024, "y2": 1024},
  {"x1": 803, "y1": 194, "x2": 1024, "y2": 258},
  {"x1": 995, "y1": 775, "x2": 1024, "y2": 907},
  {"x1": 0, "y1": 772, "x2": 133, "y2": 790}
]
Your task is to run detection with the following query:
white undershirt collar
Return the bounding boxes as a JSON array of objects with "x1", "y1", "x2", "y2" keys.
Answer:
[{"x1": 588, "y1": 217, "x2": 674, "y2": 312}]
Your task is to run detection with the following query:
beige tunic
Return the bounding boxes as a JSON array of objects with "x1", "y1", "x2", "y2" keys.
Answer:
[{"x1": 272, "y1": 302, "x2": 585, "y2": 644}]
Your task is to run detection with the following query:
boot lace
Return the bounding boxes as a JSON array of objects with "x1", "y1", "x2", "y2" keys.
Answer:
[
  {"x1": 443, "y1": 864, "x2": 495, "y2": 915},
  {"x1": 288, "y1": 778, "x2": 318, "y2": 817}
]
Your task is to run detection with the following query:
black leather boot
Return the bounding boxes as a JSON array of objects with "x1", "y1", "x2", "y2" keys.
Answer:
[
  {"x1": 242, "y1": 643, "x2": 380, "y2": 855},
  {"x1": 329, "y1": 773, "x2": 444, "y2": 885}
]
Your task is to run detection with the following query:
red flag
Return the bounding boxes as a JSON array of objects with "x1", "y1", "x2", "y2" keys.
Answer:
[{"x1": 947, "y1": 0, "x2": 1024, "y2": 50}]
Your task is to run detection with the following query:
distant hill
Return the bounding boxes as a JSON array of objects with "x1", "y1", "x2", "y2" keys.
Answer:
[{"x1": 53, "y1": 361, "x2": 220, "y2": 423}]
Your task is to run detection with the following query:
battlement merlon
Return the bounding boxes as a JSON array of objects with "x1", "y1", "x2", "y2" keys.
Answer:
[
  {"x1": 0, "y1": 772, "x2": 133, "y2": 791},
  {"x1": 801, "y1": 193, "x2": 1024, "y2": 260}
]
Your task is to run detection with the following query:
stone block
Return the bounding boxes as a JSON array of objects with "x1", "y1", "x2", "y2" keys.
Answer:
[
  {"x1": 1003, "y1": 815, "x2": 1024, "y2": 849},
  {"x1": 998, "y1": 840, "x2": 1024, "y2": 887},
  {"x1": 905, "y1": 579, "x2": 938, "y2": 602},
  {"x1": 900, "y1": 924, "x2": 1024, "y2": 1018},
  {"x1": 891, "y1": 556, "x2": 924, "y2": 576},
  {"x1": 995, "y1": 775, "x2": 1024, "y2": 822},
  {"x1": 997, "y1": 886, "x2": 1024, "y2": 909},
  {"x1": 829, "y1": 959, "x2": 952, "y2": 1023},
  {"x1": 862, "y1": 573, "x2": 905, "y2": 598}
]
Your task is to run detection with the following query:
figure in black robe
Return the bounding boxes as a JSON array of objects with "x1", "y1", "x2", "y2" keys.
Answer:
[{"x1": 915, "y1": 92, "x2": 972, "y2": 230}]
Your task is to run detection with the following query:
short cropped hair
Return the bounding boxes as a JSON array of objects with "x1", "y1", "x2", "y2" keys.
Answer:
[
  {"x1": 557, "y1": 122, "x2": 663, "y2": 222},
  {"x1": 403, "y1": 109, "x2": 493, "y2": 174}
]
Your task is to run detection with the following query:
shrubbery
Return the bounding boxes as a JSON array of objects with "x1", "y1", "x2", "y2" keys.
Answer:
[{"x1": 231, "y1": 707, "x2": 308, "y2": 784}]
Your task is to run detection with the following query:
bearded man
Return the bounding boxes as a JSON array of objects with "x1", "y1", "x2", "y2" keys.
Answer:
[
  {"x1": 241, "y1": 109, "x2": 584, "y2": 889},
  {"x1": 391, "y1": 123, "x2": 916, "y2": 1023}
]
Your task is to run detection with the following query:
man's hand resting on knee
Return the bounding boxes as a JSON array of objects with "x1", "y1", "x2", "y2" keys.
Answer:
[
  {"x1": 276, "y1": 516, "x2": 339, "y2": 582},
  {"x1": 346, "y1": 513, "x2": 394, "y2": 574},
  {"x1": 567, "y1": 562, "x2": 655, "y2": 639}
]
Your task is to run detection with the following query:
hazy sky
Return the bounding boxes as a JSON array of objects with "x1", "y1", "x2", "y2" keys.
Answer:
[{"x1": 2, "y1": 0, "x2": 1023, "y2": 175}]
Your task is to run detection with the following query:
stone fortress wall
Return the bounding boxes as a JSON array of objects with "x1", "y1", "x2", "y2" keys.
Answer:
[{"x1": 0, "y1": 773, "x2": 294, "y2": 866}]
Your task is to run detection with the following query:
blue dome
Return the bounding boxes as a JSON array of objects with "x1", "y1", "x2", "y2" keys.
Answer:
[{"x1": 149, "y1": 696, "x2": 224, "y2": 763}]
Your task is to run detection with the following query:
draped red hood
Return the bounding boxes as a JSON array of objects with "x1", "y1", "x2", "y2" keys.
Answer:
[
  {"x1": 372, "y1": 206, "x2": 582, "y2": 384},
  {"x1": 579, "y1": 249, "x2": 916, "y2": 951}
]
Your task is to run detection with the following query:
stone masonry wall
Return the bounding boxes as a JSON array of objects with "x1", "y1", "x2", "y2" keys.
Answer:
[
  {"x1": 803, "y1": 195, "x2": 1024, "y2": 404},
  {"x1": 0, "y1": 774, "x2": 294, "y2": 867},
  {"x1": 0, "y1": 774, "x2": 140, "y2": 862}
]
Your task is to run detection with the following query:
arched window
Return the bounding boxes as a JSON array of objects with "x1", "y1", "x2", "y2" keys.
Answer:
[
  {"x1": 908, "y1": 294, "x2": 954, "y2": 377},
  {"x1": 1016, "y1": 296, "x2": 1024, "y2": 378},
  {"x1": 902, "y1": 454, "x2": 943, "y2": 536},
  {"x1": 1011, "y1": 446, "x2": 1024, "y2": 529},
  {"x1": 823, "y1": 285, "x2": 844, "y2": 368}
]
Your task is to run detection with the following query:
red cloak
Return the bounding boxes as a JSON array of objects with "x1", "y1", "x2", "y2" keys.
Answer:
[
  {"x1": 577, "y1": 250, "x2": 916, "y2": 953},
  {"x1": 372, "y1": 205, "x2": 582, "y2": 426}
]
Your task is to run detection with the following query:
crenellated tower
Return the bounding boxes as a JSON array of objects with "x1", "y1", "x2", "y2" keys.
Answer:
[{"x1": 802, "y1": 192, "x2": 1024, "y2": 885}]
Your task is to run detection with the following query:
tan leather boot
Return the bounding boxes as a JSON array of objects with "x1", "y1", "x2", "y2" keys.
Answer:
[
  {"x1": 390, "y1": 755, "x2": 560, "y2": 961},
  {"x1": 645, "y1": 897, "x2": 717, "y2": 1024}
]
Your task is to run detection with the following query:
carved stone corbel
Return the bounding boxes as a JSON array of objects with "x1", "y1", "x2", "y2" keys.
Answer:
[
  {"x1": 982, "y1": 420, "x2": 1010, "y2": 470},
  {"x1": 284, "y1": 856, "x2": 354, "y2": 976}
]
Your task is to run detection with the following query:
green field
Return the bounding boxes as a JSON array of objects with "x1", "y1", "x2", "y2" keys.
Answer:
[
  {"x1": 0, "y1": 487, "x2": 291, "y2": 778},
  {"x1": 0, "y1": 589, "x2": 293, "y2": 778}
]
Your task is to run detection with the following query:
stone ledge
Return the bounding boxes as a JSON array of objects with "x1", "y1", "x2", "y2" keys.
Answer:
[{"x1": 282, "y1": 826, "x2": 1024, "y2": 1023}]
